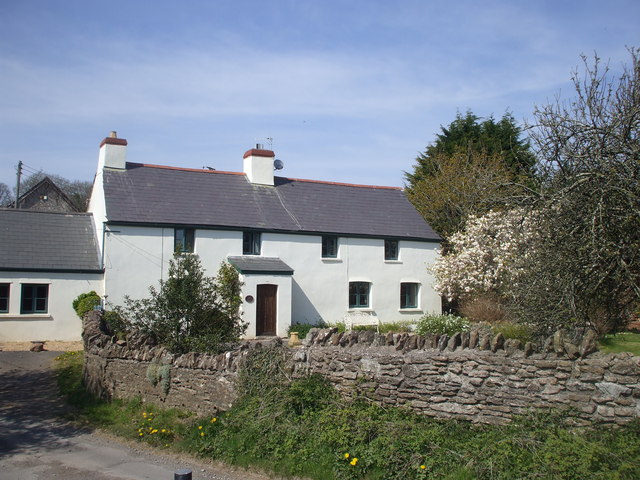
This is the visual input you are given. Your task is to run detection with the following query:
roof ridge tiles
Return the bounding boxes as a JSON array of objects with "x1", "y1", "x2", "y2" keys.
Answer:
[{"x1": 127, "y1": 162, "x2": 402, "y2": 190}]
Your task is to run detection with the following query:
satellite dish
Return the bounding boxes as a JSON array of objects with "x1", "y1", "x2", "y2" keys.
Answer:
[{"x1": 274, "y1": 159, "x2": 284, "y2": 170}]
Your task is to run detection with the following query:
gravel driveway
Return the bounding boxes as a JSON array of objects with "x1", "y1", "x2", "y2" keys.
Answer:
[{"x1": 0, "y1": 350, "x2": 272, "y2": 480}]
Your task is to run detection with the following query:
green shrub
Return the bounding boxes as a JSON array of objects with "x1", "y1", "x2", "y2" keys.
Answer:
[
  {"x1": 102, "y1": 310, "x2": 129, "y2": 338},
  {"x1": 288, "y1": 320, "x2": 328, "y2": 339},
  {"x1": 116, "y1": 254, "x2": 246, "y2": 355},
  {"x1": 415, "y1": 313, "x2": 470, "y2": 336},
  {"x1": 378, "y1": 321, "x2": 414, "y2": 333},
  {"x1": 72, "y1": 291, "x2": 101, "y2": 318},
  {"x1": 491, "y1": 322, "x2": 535, "y2": 344},
  {"x1": 329, "y1": 321, "x2": 346, "y2": 333}
]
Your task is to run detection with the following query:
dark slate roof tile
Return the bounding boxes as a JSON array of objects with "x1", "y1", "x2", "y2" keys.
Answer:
[
  {"x1": 227, "y1": 256, "x2": 294, "y2": 275},
  {"x1": 0, "y1": 209, "x2": 102, "y2": 271},
  {"x1": 103, "y1": 164, "x2": 440, "y2": 241}
]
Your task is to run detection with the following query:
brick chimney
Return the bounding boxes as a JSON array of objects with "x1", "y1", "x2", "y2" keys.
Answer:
[
  {"x1": 98, "y1": 131, "x2": 127, "y2": 170},
  {"x1": 243, "y1": 144, "x2": 275, "y2": 186}
]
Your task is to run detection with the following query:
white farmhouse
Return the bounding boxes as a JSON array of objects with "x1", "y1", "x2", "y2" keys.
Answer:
[
  {"x1": 0, "y1": 133, "x2": 441, "y2": 343},
  {"x1": 89, "y1": 133, "x2": 441, "y2": 337}
]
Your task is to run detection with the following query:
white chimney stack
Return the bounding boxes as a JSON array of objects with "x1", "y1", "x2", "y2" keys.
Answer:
[
  {"x1": 98, "y1": 131, "x2": 128, "y2": 170},
  {"x1": 243, "y1": 145, "x2": 275, "y2": 186}
]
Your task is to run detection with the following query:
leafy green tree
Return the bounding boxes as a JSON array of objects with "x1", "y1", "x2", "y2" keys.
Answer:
[
  {"x1": 405, "y1": 112, "x2": 536, "y2": 239},
  {"x1": 406, "y1": 149, "x2": 521, "y2": 239},
  {"x1": 406, "y1": 111, "x2": 536, "y2": 186},
  {"x1": 117, "y1": 253, "x2": 246, "y2": 354}
]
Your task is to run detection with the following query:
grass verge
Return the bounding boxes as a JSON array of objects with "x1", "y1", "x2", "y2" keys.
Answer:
[
  {"x1": 599, "y1": 332, "x2": 640, "y2": 355},
  {"x1": 55, "y1": 350, "x2": 640, "y2": 480}
]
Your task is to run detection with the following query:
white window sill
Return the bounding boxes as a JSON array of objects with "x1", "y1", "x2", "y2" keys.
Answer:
[
  {"x1": 321, "y1": 258, "x2": 342, "y2": 263},
  {"x1": 0, "y1": 314, "x2": 52, "y2": 320},
  {"x1": 398, "y1": 308, "x2": 423, "y2": 313},
  {"x1": 384, "y1": 260, "x2": 403, "y2": 264},
  {"x1": 347, "y1": 308, "x2": 374, "y2": 313}
]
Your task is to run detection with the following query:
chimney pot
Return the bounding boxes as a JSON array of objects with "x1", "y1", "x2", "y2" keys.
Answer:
[{"x1": 110, "y1": 131, "x2": 118, "y2": 138}]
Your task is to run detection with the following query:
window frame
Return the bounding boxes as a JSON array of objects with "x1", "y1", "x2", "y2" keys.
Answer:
[
  {"x1": 400, "y1": 282, "x2": 420, "y2": 309},
  {"x1": 321, "y1": 235, "x2": 338, "y2": 258},
  {"x1": 0, "y1": 283, "x2": 9, "y2": 313},
  {"x1": 384, "y1": 239, "x2": 399, "y2": 261},
  {"x1": 20, "y1": 284, "x2": 49, "y2": 314},
  {"x1": 349, "y1": 281, "x2": 370, "y2": 309},
  {"x1": 174, "y1": 228, "x2": 195, "y2": 253},
  {"x1": 243, "y1": 231, "x2": 261, "y2": 255}
]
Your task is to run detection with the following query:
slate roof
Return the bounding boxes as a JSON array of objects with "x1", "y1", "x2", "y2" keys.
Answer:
[
  {"x1": 228, "y1": 256, "x2": 294, "y2": 275},
  {"x1": 0, "y1": 209, "x2": 102, "y2": 272},
  {"x1": 103, "y1": 163, "x2": 440, "y2": 241}
]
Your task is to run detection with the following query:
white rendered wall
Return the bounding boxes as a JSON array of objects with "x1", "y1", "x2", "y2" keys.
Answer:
[
  {"x1": 102, "y1": 225, "x2": 242, "y2": 307},
  {"x1": 0, "y1": 272, "x2": 103, "y2": 342},
  {"x1": 102, "y1": 224, "x2": 440, "y2": 336},
  {"x1": 260, "y1": 233, "x2": 440, "y2": 325}
]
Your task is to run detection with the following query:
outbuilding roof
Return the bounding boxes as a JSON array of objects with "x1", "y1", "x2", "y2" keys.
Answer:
[
  {"x1": 102, "y1": 163, "x2": 440, "y2": 241},
  {"x1": 0, "y1": 209, "x2": 102, "y2": 272}
]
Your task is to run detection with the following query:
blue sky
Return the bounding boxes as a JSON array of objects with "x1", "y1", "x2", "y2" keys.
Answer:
[{"x1": 1, "y1": 0, "x2": 638, "y2": 189}]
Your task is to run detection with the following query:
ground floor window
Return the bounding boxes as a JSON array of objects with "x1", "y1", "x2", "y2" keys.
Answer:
[
  {"x1": 0, "y1": 283, "x2": 9, "y2": 313},
  {"x1": 349, "y1": 281, "x2": 370, "y2": 308},
  {"x1": 21, "y1": 284, "x2": 49, "y2": 314},
  {"x1": 400, "y1": 282, "x2": 419, "y2": 309}
]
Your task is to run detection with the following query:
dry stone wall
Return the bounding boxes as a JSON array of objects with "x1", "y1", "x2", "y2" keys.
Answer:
[{"x1": 82, "y1": 312, "x2": 640, "y2": 425}]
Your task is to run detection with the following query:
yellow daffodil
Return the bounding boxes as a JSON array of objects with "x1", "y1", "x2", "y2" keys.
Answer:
[
  {"x1": 350, "y1": 458, "x2": 358, "y2": 466},
  {"x1": 344, "y1": 453, "x2": 350, "y2": 459},
  {"x1": 200, "y1": 432, "x2": 205, "y2": 437},
  {"x1": 420, "y1": 465, "x2": 426, "y2": 470},
  {"x1": 211, "y1": 417, "x2": 217, "y2": 423},
  {"x1": 198, "y1": 425, "x2": 203, "y2": 430}
]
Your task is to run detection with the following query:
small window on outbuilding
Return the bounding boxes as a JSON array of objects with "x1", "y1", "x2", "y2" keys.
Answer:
[
  {"x1": 349, "y1": 281, "x2": 370, "y2": 309},
  {"x1": 384, "y1": 239, "x2": 399, "y2": 261},
  {"x1": 174, "y1": 228, "x2": 195, "y2": 253},
  {"x1": 322, "y1": 235, "x2": 338, "y2": 258},
  {"x1": 21, "y1": 284, "x2": 49, "y2": 314},
  {"x1": 0, "y1": 283, "x2": 9, "y2": 313},
  {"x1": 243, "y1": 231, "x2": 261, "y2": 255},
  {"x1": 400, "y1": 283, "x2": 419, "y2": 309}
]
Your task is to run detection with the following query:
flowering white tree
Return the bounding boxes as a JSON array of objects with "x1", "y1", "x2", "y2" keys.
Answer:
[{"x1": 431, "y1": 209, "x2": 536, "y2": 302}]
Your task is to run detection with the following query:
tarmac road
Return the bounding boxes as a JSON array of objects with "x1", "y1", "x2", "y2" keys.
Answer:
[{"x1": 0, "y1": 351, "x2": 271, "y2": 480}]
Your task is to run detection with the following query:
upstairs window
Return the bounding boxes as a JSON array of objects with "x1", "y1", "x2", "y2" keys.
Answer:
[
  {"x1": 0, "y1": 283, "x2": 9, "y2": 313},
  {"x1": 243, "y1": 231, "x2": 261, "y2": 255},
  {"x1": 322, "y1": 235, "x2": 338, "y2": 258},
  {"x1": 21, "y1": 284, "x2": 49, "y2": 314},
  {"x1": 349, "y1": 281, "x2": 370, "y2": 309},
  {"x1": 400, "y1": 283, "x2": 419, "y2": 309},
  {"x1": 174, "y1": 228, "x2": 195, "y2": 253},
  {"x1": 384, "y1": 239, "x2": 399, "y2": 260}
]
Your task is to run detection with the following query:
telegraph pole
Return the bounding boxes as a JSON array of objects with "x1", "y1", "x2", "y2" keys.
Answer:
[{"x1": 15, "y1": 161, "x2": 22, "y2": 209}]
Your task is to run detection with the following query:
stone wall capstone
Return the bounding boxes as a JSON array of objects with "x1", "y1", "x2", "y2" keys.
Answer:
[{"x1": 82, "y1": 312, "x2": 640, "y2": 425}]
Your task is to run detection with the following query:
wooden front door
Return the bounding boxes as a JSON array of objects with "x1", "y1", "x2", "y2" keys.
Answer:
[{"x1": 256, "y1": 284, "x2": 277, "y2": 336}]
